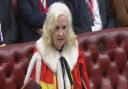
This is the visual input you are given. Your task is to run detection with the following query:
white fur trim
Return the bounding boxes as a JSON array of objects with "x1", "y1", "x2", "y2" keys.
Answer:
[
  {"x1": 36, "y1": 38, "x2": 60, "y2": 73},
  {"x1": 36, "y1": 55, "x2": 41, "y2": 83},
  {"x1": 24, "y1": 52, "x2": 41, "y2": 83},
  {"x1": 57, "y1": 61, "x2": 64, "y2": 89},
  {"x1": 36, "y1": 37, "x2": 78, "y2": 72}
]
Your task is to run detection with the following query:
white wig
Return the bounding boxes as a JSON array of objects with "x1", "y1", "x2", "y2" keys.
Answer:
[{"x1": 42, "y1": 2, "x2": 77, "y2": 47}]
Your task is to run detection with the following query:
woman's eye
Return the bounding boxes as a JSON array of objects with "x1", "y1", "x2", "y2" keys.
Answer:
[
  {"x1": 55, "y1": 26, "x2": 60, "y2": 30},
  {"x1": 62, "y1": 25, "x2": 66, "y2": 29}
]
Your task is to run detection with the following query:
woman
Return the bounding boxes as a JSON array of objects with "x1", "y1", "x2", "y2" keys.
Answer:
[{"x1": 24, "y1": 2, "x2": 90, "y2": 89}]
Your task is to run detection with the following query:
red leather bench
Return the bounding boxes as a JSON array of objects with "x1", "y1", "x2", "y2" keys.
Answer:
[{"x1": 0, "y1": 27, "x2": 128, "y2": 89}]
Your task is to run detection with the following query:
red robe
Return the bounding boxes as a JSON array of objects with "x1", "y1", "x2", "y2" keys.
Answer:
[{"x1": 31, "y1": 49, "x2": 90, "y2": 89}]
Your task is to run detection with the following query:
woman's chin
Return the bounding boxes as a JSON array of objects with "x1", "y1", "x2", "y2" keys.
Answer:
[{"x1": 55, "y1": 44, "x2": 64, "y2": 51}]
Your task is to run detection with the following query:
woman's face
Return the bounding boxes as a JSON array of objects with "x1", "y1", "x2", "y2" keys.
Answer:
[{"x1": 51, "y1": 15, "x2": 68, "y2": 51}]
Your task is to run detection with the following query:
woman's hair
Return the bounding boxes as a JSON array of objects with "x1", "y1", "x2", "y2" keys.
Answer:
[{"x1": 42, "y1": 2, "x2": 77, "y2": 47}]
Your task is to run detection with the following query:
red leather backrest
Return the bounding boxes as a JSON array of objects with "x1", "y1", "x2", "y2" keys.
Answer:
[
  {"x1": 0, "y1": 42, "x2": 35, "y2": 89},
  {"x1": 77, "y1": 27, "x2": 128, "y2": 89}
]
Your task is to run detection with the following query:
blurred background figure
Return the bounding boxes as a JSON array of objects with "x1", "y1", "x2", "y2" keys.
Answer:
[
  {"x1": 17, "y1": 0, "x2": 60, "y2": 42},
  {"x1": 0, "y1": 0, "x2": 17, "y2": 47},
  {"x1": 68, "y1": 0, "x2": 116, "y2": 34}
]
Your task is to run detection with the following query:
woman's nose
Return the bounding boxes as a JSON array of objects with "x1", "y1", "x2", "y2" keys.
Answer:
[{"x1": 58, "y1": 29, "x2": 64, "y2": 36}]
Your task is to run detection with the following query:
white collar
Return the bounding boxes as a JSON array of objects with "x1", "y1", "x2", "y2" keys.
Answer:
[{"x1": 36, "y1": 37, "x2": 79, "y2": 73}]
